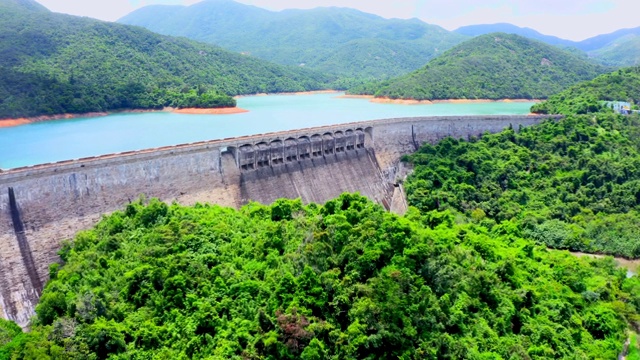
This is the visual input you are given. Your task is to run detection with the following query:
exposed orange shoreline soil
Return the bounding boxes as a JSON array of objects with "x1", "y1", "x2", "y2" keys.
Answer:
[
  {"x1": 0, "y1": 107, "x2": 248, "y2": 128},
  {"x1": 337, "y1": 94, "x2": 541, "y2": 105},
  {"x1": 171, "y1": 107, "x2": 248, "y2": 115},
  {"x1": 0, "y1": 93, "x2": 540, "y2": 128},
  {"x1": 235, "y1": 90, "x2": 341, "y2": 98}
]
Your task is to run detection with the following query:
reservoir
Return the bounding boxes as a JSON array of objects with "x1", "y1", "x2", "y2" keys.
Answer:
[{"x1": 0, "y1": 93, "x2": 535, "y2": 169}]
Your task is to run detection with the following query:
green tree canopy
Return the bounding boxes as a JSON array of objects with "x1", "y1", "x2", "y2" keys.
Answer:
[{"x1": 1, "y1": 195, "x2": 636, "y2": 359}]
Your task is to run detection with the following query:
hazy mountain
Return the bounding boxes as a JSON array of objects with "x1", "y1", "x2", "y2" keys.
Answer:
[
  {"x1": 577, "y1": 27, "x2": 640, "y2": 52},
  {"x1": 118, "y1": 0, "x2": 468, "y2": 81},
  {"x1": 350, "y1": 33, "x2": 607, "y2": 100},
  {"x1": 454, "y1": 23, "x2": 577, "y2": 48},
  {"x1": 0, "y1": 0, "x2": 48, "y2": 12},
  {"x1": 589, "y1": 35, "x2": 640, "y2": 67},
  {"x1": 455, "y1": 23, "x2": 640, "y2": 67},
  {"x1": 0, "y1": 0, "x2": 328, "y2": 118}
]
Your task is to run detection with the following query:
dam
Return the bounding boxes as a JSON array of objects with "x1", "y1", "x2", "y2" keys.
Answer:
[{"x1": 0, "y1": 114, "x2": 558, "y2": 326}]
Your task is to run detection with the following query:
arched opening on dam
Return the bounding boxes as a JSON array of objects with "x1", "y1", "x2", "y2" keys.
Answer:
[
  {"x1": 239, "y1": 144, "x2": 255, "y2": 171},
  {"x1": 334, "y1": 131, "x2": 346, "y2": 153},
  {"x1": 270, "y1": 140, "x2": 284, "y2": 165},
  {"x1": 298, "y1": 136, "x2": 311, "y2": 160},
  {"x1": 345, "y1": 129, "x2": 356, "y2": 151},
  {"x1": 256, "y1": 142, "x2": 270, "y2": 168},
  {"x1": 310, "y1": 134, "x2": 322, "y2": 157},
  {"x1": 284, "y1": 138, "x2": 298, "y2": 162},
  {"x1": 322, "y1": 133, "x2": 335, "y2": 155}
]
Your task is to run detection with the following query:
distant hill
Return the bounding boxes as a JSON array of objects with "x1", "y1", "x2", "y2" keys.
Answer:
[
  {"x1": 0, "y1": 0, "x2": 47, "y2": 12},
  {"x1": 589, "y1": 35, "x2": 640, "y2": 67},
  {"x1": 531, "y1": 66, "x2": 640, "y2": 115},
  {"x1": 455, "y1": 23, "x2": 640, "y2": 67},
  {"x1": 349, "y1": 33, "x2": 607, "y2": 100},
  {"x1": 577, "y1": 27, "x2": 640, "y2": 52},
  {"x1": 454, "y1": 23, "x2": 577, "y2": 48},
  {"x1": 0, "y1": 0, "x2": 328, "y2": 119},
  {"x1": 118, "y1": 0, "x2": 468, "y2": 82}
]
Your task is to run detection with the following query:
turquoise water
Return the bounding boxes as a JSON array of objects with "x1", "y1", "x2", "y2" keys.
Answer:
[{"x1": 0, "y1": 93, "x2": 535, "y2": 169}]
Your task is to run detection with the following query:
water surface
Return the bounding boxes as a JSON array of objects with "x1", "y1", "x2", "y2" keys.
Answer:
[{"x1": 0, "y1": 93, "x2": 535, "y2": 169}]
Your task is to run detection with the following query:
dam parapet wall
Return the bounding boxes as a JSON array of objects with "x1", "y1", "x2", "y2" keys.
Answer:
[{"x1": 0, "y1": 114, "x2": 559, "y2": 326}]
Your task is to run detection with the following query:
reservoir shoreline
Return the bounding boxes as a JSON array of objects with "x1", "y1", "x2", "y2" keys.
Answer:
[
  {"x1": 338, "y1": 94, "x2": 541, "y2": 105},
  {"x1": 0, "y1": 107, "x2": 248, "y2": 128},
  {"x1": 0, "y1": 92, "x2": 541, "y2": 129},
  {"x1": 0, "y1": 93, "x2": 537, "y2": 169},
  {"x1": 0, "y1": 89, "x2": 347, "y2": 128}
]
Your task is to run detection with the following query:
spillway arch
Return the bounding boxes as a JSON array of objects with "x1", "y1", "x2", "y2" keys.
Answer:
[{"x1": 233, "y1": 126, "x2": 373, "y2": 171}]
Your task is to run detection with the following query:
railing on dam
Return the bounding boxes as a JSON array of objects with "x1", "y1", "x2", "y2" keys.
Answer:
[{"x1": 235, "y1": 128, "x2": 368, "y2": 171}]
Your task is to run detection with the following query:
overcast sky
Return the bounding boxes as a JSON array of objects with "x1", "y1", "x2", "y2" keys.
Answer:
[{"x1": 36, "y1": 0, "x2": 640, "y2": 41}]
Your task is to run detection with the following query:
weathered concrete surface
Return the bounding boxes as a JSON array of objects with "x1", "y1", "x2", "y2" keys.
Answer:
[
  {"x1": 240, "y1": 149, "x2": 393, "y2": 208},
  {"x1": 0, "y1": 115, "x2": 558, "y2": 326}
]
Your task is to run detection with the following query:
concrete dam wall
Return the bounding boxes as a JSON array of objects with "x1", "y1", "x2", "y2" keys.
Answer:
[{"x1": 0, "y1": 115, "x2": 557, "y2": 326}]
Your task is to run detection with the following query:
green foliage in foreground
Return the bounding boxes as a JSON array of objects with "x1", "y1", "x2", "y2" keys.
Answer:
[
  {"x1": 1, "y1": 194, "x2": 638, "y2": 359},
  {"x1": 0, "y1": 1, "x2": 328, "y2": 118},
  {"x1": 628, "y1": 332, "x2": 640, "y2": 360},
  {"x1": 405, "y1": 113, "x2": 640, "y2": 258},
  {"x1": 349, "y1": 33, "x2": 606, "y2": 100},
  {"x1": 531, "y1": 67, "x2": 640, "y2": 115}
]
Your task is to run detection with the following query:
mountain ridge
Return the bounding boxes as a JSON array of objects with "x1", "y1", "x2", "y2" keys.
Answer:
[
  {"x1": 349, "y1": 33, "x2": 607, "y2": 100},
  {"x1": 454, "y1": 23, "x2": 640, "y2": 66},
  {"x1": 455, "y1": 23, "x2": 577, "y2": 48},
  {"x1": 0, "y1": 0, "x2": 48, "y2": 12},
  {"x1": 118, "y1": 0, "x2": 468, "y2": 81},
  {"x1": 0, "y1": 0, "x2": 329, "y2": 119}
]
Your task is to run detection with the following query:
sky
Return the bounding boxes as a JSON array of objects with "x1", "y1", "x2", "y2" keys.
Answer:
[{"x1": 35, "y1": 0, "x2": 640, "y2": 41}]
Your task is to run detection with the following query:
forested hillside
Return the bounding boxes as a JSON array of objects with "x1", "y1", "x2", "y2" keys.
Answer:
[
  {"x1": 348, "y1": 33, "x2": 606, "y2": 100},
  {"x1": 454, "y1": 23, "x2": 577, "y2": 48},
  {"x1": 404, "y1": 111, "x2": 640, "y2": 259},
  {"x1": 455, "y1": 23, "x2": 640, "y2": 67},
  {"x1": 1, "y1": 3, "x2": 639, "y2": 357},
  {"x1": 590, "y1": 36, "x2": 640, "y2": 67},
  {"x1": 1, "y1": 195, "x2": 637, "y2": 358},
  {"x1": 118, "y1": 0, "x2": 467, "y2": 83},
  {"x1": 0, "y1": 0, "x2": 328, "y2": 119},
  {"x1": 531, "y1": 66, "x2": 640, "y2": 114}
]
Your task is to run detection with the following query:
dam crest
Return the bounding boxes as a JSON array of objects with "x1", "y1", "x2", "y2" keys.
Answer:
[{"x1": 0, "y1": 114, "x2": 559, "y2": 326}]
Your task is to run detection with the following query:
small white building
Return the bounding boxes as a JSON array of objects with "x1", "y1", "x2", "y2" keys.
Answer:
[{"x1": 605, "y1": 101, "x2": 632, "y2": 114}]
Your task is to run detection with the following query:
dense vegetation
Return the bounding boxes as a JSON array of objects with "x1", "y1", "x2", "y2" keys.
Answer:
[
  {"x1": 404, "y1": 112, "x2": 640, "y2": 258},
  {"x1": 1, "y1": 194, "x2": 638, "y2": 359},
  {"x1": 629, "y1": 333, "x2": 640, "y2": 360},
  {"x1": 348, "y1": 33, "x2": 606, "y2": 100},
  {"x1": 454, "y1": 23, "x2": 578, "y2": 48},
  {"x1": 531, "y1": 67, "x2": 640, "y2": 115},
  {"x1": 118, "y1": 0, "x2": 467, "y2": 83},
  {"x1": 1, "y1": 3, "x2": 639, "y2": 357},
  {"x1": 0, "y1": 0, "x2": 329, "y2": 119},
  {"x1": 455, "y1": 24, "x2": 640, "y2": 57},
  {"x1": 589, "y1": 36, "x2": 640, "y2": 68}
]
